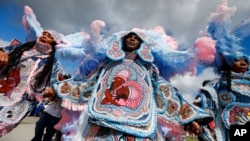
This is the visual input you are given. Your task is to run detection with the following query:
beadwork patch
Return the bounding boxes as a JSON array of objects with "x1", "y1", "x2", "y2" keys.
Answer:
[
  {"x1": 88, "y1": 59, "x2": 155, "y2": 128},
  {"x1": 218, "y1": 89, "x2": 235, "y2": 106},
  {"x1": 55, "y1": 79, "x2": 94, "y2": 110},
  {"x1": 223, "y1": 103, "x2": 250, "y2": 128}
]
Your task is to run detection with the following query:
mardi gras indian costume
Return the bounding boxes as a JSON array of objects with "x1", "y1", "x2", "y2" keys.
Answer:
[
  {"x1": 0, "y1": 30, "x2": 66, "y2": 137},
  {"x1": 0, "y1": 5, "x2": 89, "y2": 138},
  {"x1": 15, "y1": 5, "x2": 216, "y2": 141},
  {"x1": 53, "y1": 30, "x2": 213, "y2": 141},
  {"x1": 192, "y1": 0, "x2": 250, "y2": 140},
  {"x1": 195, "y1": 65, "x2": 250, "y2": 141}
]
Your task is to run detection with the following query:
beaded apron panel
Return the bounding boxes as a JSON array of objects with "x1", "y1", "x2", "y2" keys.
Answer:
[
  {"x1": 223, "y1": 103, "x2": 250, "y2": 128},
  {"x1": 88, "y1": 59, "x2": 156, "y2": 137}
]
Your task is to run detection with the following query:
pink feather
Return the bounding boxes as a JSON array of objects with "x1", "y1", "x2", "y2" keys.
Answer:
[
  {"x1": 90, "y1": 20, "x2": 106, "y2": 42},
  {"x1": 22, "y1": 6, "x2": 40, "y2": 33},
  {"x1": 154, "y1": 26, "x2": 178, "y2": 50},
  {"x1": 194, "y1": 36, "x2": 216, "y2": 63}
]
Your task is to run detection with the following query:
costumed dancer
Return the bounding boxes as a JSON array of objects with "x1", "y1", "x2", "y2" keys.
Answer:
[
  {"x1": 53, "y1": 29, "x2": 214, "y2": 140},
  {"x1": 0, "y1": 6, "x2": 69, "y2": 137},
  {"x1": 193, "y1": 0, "x2": 250, "y2": 140},
  {"x1": 15, "y1": 5, "x2": 216, "y2": 141}
]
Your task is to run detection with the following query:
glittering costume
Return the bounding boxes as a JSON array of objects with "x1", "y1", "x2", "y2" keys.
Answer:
[
  {"x1": 0, "y1": 5, "x2": 75, "y2": 136},
  {"x1": 196, "y1": 70, "x2": 250, "y2": 141},
  {"x1": 0, "y1": 37, "x2": 63, "y2": 137},
  {"x1": 0, "y1": 5, "x2": 95, "y2": 137},
  {"x1": 192, "y1": 1, "x2": 250, "y2": 140},
  {"x1": 53, "y1": 31, "x2": 212, "y2": 141},
  {"x1": 12, "y1": 4, "x2": 241, "y2": 140}
]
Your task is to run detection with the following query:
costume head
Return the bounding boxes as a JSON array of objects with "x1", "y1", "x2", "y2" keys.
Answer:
[
  {"x1": 103, "y1": 30, "x2": 199, "y2": 81},
  {"x1": 223, "y1": 52, "x2": 249, "y2": 67},
  {"x1": 214, "y1": 40, "x2": 250, "y2": 74},
  {"x1": 122, "y1": 32, "x2": 143, "y2": 52},
  {"x1": 229, "y1": 54, "x2": 249, "y2": 73},
  {"x1": 201, "y1": 1, "x2": 249, "y2": 74},
  {"x1": 106, "y1": 31, "x2": 154, "y2": 63}
]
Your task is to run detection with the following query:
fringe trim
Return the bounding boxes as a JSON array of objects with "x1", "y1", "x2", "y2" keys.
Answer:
[{"x1": 62, "y1": 99, "x2": 86, "y2": 111}]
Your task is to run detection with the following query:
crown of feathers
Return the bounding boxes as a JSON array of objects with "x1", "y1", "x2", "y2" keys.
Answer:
[
  {"x1": 22, "y1": 4, "x2": 200, "y2": 81},
  {"x1": 23, "y1": 3, "x2": 250, "y2": 81},
  {"x1": 194, "y1": 0, "x2": 249, "y2": 74},
  {"x1": 75, "y1": 30, "x2": 198, "y2": 81}
]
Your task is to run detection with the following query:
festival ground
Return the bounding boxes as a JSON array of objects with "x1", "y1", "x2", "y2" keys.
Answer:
[
  {"x1": 0, "y1": 116, "x2": 43, "y2": 141},
  {"x1": 0, "y1": 116, "x2": 198, "y2": 141}
]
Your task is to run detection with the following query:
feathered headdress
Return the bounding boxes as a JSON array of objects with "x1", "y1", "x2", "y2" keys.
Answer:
[
  {"x1": 103, "y1": 29, "x2": 198, "y2": 81},
  {"x1": 20, "y1": 5, "x2": 211, "y2": 81},
  {"x1": 194, "y1": 0, "x2": 249, "y2": 74}
]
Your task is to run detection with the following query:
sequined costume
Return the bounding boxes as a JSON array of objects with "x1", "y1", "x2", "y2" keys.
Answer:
[
  {"x1": 195, "y1": 70, "x2": 250, "y2": 141},
  {"x1": 192, "y1": 1, "x2": 250, "y2": 140},
  {"x1": 0, "y1": 38, "x2": 64, "y2": 137},
  {"x1": 53, "y1": 31, "x2": 212, "y2": 141}
]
